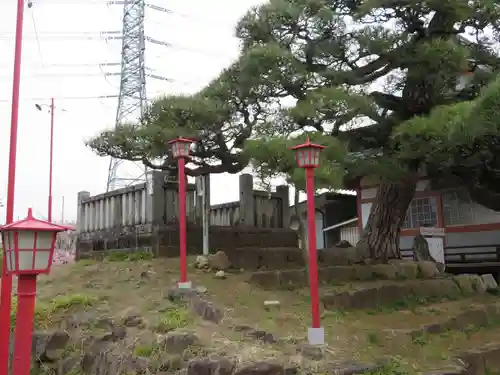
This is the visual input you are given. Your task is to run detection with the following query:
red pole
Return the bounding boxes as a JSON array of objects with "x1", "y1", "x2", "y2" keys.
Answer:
[
  {"x1": 12, "y1": 275, "x2": 37, "y2": 375},
  {"x1": 178, "y1": 157, "x2": 187, "y2": 284},
  {"x1": 305, "y1": 167, "x2": 320, "y2": 328},
  {"x1": 48, "y1": 98, "x2": 54, "y2": 222},
  {"x1": 0, "y1": 0, "x2": 26, "y2": 372}
]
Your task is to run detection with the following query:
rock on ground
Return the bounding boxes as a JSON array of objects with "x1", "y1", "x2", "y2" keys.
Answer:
[
  {"x1": 481, "y1": 274, "x2": 498, "y2": 291},
  {"x1": 208, "y1": 251, "x2": 232, "y2": 270}
]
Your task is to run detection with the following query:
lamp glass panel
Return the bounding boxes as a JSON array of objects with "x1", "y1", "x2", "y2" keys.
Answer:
[
  {"x1": 297, "y1": 150, "x2": 305, "y2": 167},
  {"x1": 9, "y1": 250, "x2": 15, "y2": 272},
  {"x1": 5, "y1": 251, "x2": 12, "y2": 272},
  {"x1": 36, "y1": 232, "x2": 54, "y2": 250},
  {"x1": 171, "y1": 143, "x2": 179, "y2": 158},
  {"x1": 18, "y1": 249, "x2": 34, "y2": 270},
  {"x1": 179, "y1": 142, "x2": 190, "y2": 157},
  {"x1": 313, "y1": 149, "x2": 320, "y2": 166},
  {"x1": 3, "y1": 232, "x2": 13, "y2": 251},
  {"x1": 18, "y1": 231, "x2": 35, "y2": 249},
  {"x1": 34, "y1": 250, "x2": 51, "y2": 270},
  {"x1": 306, "y1": 149, "x2": 313, "y2": 165}
]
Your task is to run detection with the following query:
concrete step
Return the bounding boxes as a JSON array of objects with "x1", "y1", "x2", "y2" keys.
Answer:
[
  {"x1": 321, "y1": 277, "x2": 487, "y2": 311},
  {"x1": 383, "y1": 304, "x2": 500, "y2": 339},
  {"x1": 247, "y1": 261, "x2": 442, "y2": 289},
  {"x1": 225, "y1": 247, "x2": 305, "y2": 271}
]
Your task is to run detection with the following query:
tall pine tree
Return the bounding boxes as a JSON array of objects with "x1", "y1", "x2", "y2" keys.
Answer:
[{"x1": 237, "y1": 0, "x2": 500, "y2": 261}]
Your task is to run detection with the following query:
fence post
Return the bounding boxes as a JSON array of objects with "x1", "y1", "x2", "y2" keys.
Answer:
[
  {"x1": 276, "y1": 184, "x2": 290, "y2": 228},
  {"x1": 151, "y1": 171, "x2": 167, "y2": 224},
  {"x1": 239, "y1": 174, "x2": 255, "y2": 226}
]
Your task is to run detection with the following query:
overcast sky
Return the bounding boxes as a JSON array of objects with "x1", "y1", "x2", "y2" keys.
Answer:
[{"x1": 0, "y1": 0, "x2": 266, "y2": 223}]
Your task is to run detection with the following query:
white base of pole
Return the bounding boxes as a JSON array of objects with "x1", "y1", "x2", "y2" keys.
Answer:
[
  {"x1": 177, "y1": 281, "x2": 192, "y2": 289},
  {"x1": 308, "y1": 327, "x2": 325, "y2": 345}
]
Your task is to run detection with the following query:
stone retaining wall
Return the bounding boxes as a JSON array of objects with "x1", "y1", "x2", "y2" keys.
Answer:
[
  {"x1": 322, "y1": 274, "x2": 488, "y2": 310},
  {"x1": 77, "y1": 224, "x2": 298, "y2": 261},
  {"x1": 248, "y1": 260, "x2": 441, "y2": 289}
]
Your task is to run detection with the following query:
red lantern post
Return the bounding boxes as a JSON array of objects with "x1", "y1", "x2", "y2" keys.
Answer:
[
  {"x1": 168, "y1": 137, "x2": 194, "y2": 289},
  {"x1": 0, "y1": 208, "x2": 72, "y2": 375},
  {"x1": 290, "y1": 137, "x2": 325, "y2": 345}
]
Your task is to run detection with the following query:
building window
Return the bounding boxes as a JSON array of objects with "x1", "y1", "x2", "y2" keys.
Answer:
[
  {"x1": 442, "y1": 190, "x2": 500, "y2": 226},
  {"x1": 442, "y1": 190, "x2": 473, "y2": 225},
  {"x1": 402, "y1": 197, "x2": 438, "y2": 229}
]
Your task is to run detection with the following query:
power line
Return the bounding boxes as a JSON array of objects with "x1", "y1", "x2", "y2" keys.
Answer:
[{"x1": 30, "y1": 11, "x2": 44, "y2": 66}]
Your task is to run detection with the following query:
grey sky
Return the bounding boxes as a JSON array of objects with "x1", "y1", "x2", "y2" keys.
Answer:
[{"x1": 0, "y1": 0, "x2": 265, "y2": 223}]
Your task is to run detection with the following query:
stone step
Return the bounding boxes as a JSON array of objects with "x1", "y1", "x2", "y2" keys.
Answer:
[
  {"x1": 456, "y1": 342, "x2": 500, "y2": 374},
  {"x1": 224, "y1": 247, "x2": 305, "y2": 271},
  {"x1": 426, "y1": 342, "x2": 500, "y2": 374},
  {"x1": 384, "y1": 304, "x2": 500, "y2": 339},
  {"x1": 247, "y1": 261, "x2": 441, "y2": 289},
  {"x1": 321, "y1": 277, "x2": 487, "y2": 311}
]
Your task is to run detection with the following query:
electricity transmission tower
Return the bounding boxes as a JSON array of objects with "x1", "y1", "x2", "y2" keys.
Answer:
[{"x1": 107, "y1": 0, "x2": 148, "y2": 192}]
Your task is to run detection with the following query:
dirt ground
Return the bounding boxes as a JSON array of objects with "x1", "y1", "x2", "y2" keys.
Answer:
[{"x1": 22, "y1": 257, "x2": 500, "y2": 374}]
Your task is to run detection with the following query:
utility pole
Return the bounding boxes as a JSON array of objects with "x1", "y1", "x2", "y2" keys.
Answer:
[
  {"x1": 61, "y1": 196, "x2": 65, "y2": 223},
  {"x1": 35, "y1": 98, "x2": 59, "y2": 223},
  {"x1": 48, "y1": 98, "x2": 54, "y2": 222}
]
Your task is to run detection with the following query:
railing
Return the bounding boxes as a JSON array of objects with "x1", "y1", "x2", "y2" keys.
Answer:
[
  {"x1": 77, "y1": 172, "x2": 290, "y2": 233},
  {"x1": 78, "y1": 183, "x2": 149, "y2": 233},
  {"x1": 210, "y1": 202, "x2": 240, "y2": 226},
  {"x1": 253, "y1": 191, "x2": 284, "y2": 228}
]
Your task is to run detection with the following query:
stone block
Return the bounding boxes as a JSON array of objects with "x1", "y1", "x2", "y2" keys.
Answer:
[
  {"x1": 453, "y1": 275, "x2": 475, "y2": 295},
  {"x1": 392, "y1": 261, "x2": 419, "y2": 279},
  {"x1": 320, "y1": 266, "x2": 357, "y2": 283},
  {"x1": 417, "y1": 261, "x2": 439, "y2": 278},
  {"x1": 469, "y1": 274, "x2": 487, "y2": 294},
  {"x1": 248, "y1": 271, "x2": 281, "y2": 289},
  {"x1": 352, "y1": 265, "x2": 375, "y2": 280},
  {"x1": 408, "y1": 279, "x2": 461, "y2": 299},
  {"x1": 481, "y1": 274, "x2": 499, "y2": 291},
  {"x1": 278, "y1": 269, "x2": 307, "y2": 289},
  {"x1": 371, "y1": 264, "x2": 397, "y2": 279}
]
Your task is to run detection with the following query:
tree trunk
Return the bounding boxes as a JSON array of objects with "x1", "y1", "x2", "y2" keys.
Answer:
[{"x1": 356, "y1": 179, "x2": 417, "y2": 262}]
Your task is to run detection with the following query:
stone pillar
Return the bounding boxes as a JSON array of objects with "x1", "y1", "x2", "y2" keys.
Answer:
[
  {"x1": 276, "y1": 184, "x2": 290, "y2": 228},
  {"x1": 239, "y1": 174, "x2": 255, "y2": 226},
  {"x1": 77, "y1": 191, "x2": 90, "y2": 233},
  {"x1": 151, "y1": 171, "x2": 166, "y2": 225},
  {"x1": 113, "y1": 195, "x2": 123, "y2": 227},
  {"x1": 195, "y1": 175, "x2": 210, "y2": 223}
]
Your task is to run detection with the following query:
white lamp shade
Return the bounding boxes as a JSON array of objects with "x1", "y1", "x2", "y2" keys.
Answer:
[
  {"x1": 171, "y1": 141, "x2": 191, "y2": 158},
  {"x1": 2, "y1": 232, "x2": 15, "y2": 273},
  {"x1": 1, "y1": 230, "x2": 56, "y2": 274},
  {"x1": 296, "y1": 147, "x2": 321, "y2": 168},
  {"x1": 34, "y1": 232, "x2": 53, "y2": 270}
]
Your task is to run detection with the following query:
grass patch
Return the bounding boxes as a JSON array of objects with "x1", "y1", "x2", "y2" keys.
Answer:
[
  {"x1": 363, "y1": 295, "x2": 460, "y2": 315},
  {"x1": 105, "y1": 250, "x2": 154, "y2": 262},
  {"x1": 10, "y1": 293, "x2": 99, "y2": 329},
  {"x1": 365, "y1": 359, "x2": 409, "y2": 375},
  {"x1": 153, "y1": 307, "x2": 193, "y2": 333},
  {"x1": 134, "y1": 343, "x2": 157, "y2": 357}
]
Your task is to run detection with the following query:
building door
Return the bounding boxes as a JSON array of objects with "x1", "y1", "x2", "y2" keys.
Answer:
[{"x1": 315, "y1": 211, "x2": 325, "y2": 249}]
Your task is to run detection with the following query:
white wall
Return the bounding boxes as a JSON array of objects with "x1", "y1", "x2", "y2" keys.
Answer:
[{"x1": 340, "y1": 226, "x2": 360, "y2": 245}]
